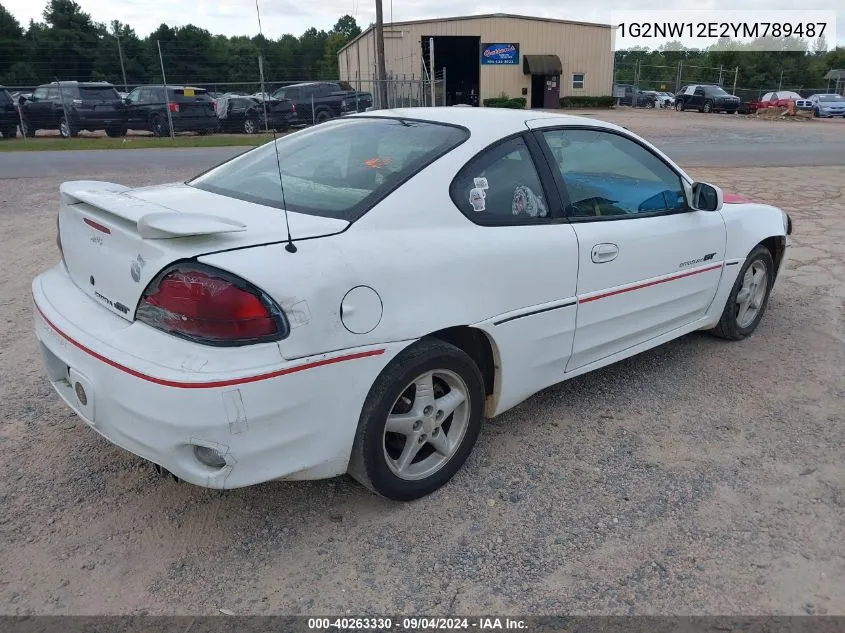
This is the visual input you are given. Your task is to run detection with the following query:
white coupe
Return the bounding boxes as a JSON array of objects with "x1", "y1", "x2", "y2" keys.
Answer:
[{"x1": 33, "y1": 108, "x2": 792, "y2": 500}]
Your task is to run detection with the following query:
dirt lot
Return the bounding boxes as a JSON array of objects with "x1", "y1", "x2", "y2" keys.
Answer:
[{"x1": 0, "y1": 110, "x2": 843, "y2": 616}]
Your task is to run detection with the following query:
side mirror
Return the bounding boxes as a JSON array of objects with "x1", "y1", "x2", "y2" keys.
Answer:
[{"x1": 689, "y1": 182, "x2": 723, "y2": 212}]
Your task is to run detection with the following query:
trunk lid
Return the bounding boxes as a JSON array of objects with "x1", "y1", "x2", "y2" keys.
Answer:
[{"x1": 58, "y1": 180, "x2": 347, "y2": 322}]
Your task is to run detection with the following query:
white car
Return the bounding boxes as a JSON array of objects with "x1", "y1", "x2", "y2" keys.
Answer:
[{"x1": 32, "y1": 108, "x2": 792, "y2": 501}]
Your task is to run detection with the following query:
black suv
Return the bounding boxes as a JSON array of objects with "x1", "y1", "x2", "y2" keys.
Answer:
[
  {"x1": 614, "y1": 84, "x2": 658, "y2": 108},
  {"x1": 0, "y1": 86, "x2": 19, "y2": 139},
  {"x1": 214, "y1": 95, "x2": 298, "y2": 134},
  {"x1": 124, "y1": 85, "x2": 217, "y2": 136},
  {"x1": 20, "y1": 81, "x2": 127, "y2": 137},
  {"x1": 675, "y1": 84, "x2": 741, "y2": 113}
]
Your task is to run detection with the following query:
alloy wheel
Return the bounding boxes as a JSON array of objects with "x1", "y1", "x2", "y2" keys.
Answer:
[
  {"x1": 735, "y1": 260, "x2": 769, "y2": 328},
  {"x1": 382, "y1": 369, "x2": 471, "y2": 481}
]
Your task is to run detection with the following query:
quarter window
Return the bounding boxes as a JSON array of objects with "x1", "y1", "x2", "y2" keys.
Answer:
[
  {"x1": 572, "y1": 73, "x2": 585, "y2": 90},
  {"x1": 541, "y1": 129, "x2": 688, "y2": 218},
  {"x1": 450, "y1": 136, "x2": 549, "y2": 223}
]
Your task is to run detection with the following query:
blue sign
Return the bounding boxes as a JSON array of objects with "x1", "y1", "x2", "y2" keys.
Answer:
[{"x1": 481, "y1": 43, "x2": 519, "y2": 65}]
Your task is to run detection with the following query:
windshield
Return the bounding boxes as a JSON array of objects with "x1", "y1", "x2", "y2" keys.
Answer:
[
  {"x1": 709, "y1": 87, "x2": 729, "y2": 96},
  {"x1": 819, "y1": 95, "x2": 843, "y2": 102},
  {"x1": 189, "y1": 117, "x2": 469, "y2": 220},
  {"x1": 78, "y1": 86, "x2": 120, "y2": 100}
]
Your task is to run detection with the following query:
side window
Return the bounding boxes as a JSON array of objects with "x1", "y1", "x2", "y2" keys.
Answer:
[
  {"x1": 126, "y1": 88, "x2": 141, "y2": 103},
  {"x1": 542, "y1": 129, "x2": 688, "y2": 219},
  {"x1": 285, "y1": 87, "x2": 301, "y2": 99},
  {"x1": 450, "y1": 136, "x2": 549, "y2": 223},
  {"x1": 694, "y1": 87, "x2": 705, "y2": 96},
  {"x1": 46, "y1": 87, "x2": 59, "y2": 100},
  {"x1": 32, "y1": 87, "x2": 48, "y2": 100}
]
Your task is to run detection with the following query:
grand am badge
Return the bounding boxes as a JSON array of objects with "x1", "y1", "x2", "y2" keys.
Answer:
[{"x1": 679, "y1": 252, "x2": 716, "y2": 268}]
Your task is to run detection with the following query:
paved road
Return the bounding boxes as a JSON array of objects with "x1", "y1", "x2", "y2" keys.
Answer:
[{"x1": 0, "y1": 135, "x2": 841, "y2": 180}]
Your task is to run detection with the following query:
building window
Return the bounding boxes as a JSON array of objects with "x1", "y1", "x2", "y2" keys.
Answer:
[{"x1": 572, "y1": 73, "x2": 585, "y2": 90}]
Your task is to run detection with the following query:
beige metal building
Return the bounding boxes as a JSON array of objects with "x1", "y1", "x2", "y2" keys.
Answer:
[{"x1": 337, "y1": 13, "x2": 614, "y2": 108}]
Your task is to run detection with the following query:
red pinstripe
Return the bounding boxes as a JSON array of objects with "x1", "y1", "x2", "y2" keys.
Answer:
[
  {"x1": 34, "y1": 302, "x2": 384, "y2": 389},
  {"x1": 579, "y1": 263, "x2": 723, "y2": 304}
]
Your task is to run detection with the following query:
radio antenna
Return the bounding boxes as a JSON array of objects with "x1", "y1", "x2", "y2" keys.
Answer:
[{"x1": 255, "y1": 0, "x2": 297, "y2": 253}]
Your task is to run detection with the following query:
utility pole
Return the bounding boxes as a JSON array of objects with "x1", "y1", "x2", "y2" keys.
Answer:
[
  {"x1": 374, "y1": 0, "x2": 388, "y2": 109},
  {"x1": 778, "y1": 70, "x2": 784, "y2": 91},
  {"x1": 732, "y1": 66, "x2": 738, "y2": 96},
  {"x1": 115, "y1": 34, "x2": 128, "y2": 93},
  {"x1": 157, "y1": 40, "x2": 175, "y2": 139}
]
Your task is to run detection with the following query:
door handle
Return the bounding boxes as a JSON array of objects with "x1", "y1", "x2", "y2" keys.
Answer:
[{"x1": 591, "y1": 243, "x2": 619, "y2": 263}]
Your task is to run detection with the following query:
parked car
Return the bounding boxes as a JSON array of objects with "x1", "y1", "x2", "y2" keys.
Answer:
[
  {"x1": 675, "y1": 84, "x2": 741, "y2": 113},
  {"x1": 652, "y1": 91, "x2": 675, "y2": 108},
  {"x1": 745, "y1": 91, "x2": 812, "y2": 113},
  {"x1": 215, "y1": 95, "x2": 297, "y2": 133},
  {"x1": 124, "y1": 85, "x2": 217, "y2": 136},
  {"x1": 19, "y1": 81, "x2": 127, "y2": 138},
  {"x1": 809, "y1": 93, "x2": 845, "y2": 118},
  {"x1": 33, "y1": 108, "x2": 792, "y2": 500},
  {"x1": 0, "y1": 85, "x2": 19, "y2": 139},
  {"x1": 615, "y1": 84, "x2": 658, "y2": 108},
  {"x1": 271, "y1": 81, "x2": 373, "y2": 124}
]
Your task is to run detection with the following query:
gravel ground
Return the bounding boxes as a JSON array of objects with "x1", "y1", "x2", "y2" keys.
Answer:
[{"x1": 0, "y1": 113, "x2": 843, "y2": 616}]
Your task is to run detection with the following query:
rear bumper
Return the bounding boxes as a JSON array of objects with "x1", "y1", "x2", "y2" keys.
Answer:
[
  {"x1": 70, "y1": 113, "x2": 127, "y2": 128},
  {"x1": 32, "y1": 262, "x2": 403, "y2": 488},
  {"x1": 171, "y1": 116, "x2": 218, "y2": 132}
]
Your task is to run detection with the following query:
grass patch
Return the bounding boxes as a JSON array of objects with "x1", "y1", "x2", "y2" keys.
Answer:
[{"x1": 0, "y1": 134, "x2": 274, "y2": 152}]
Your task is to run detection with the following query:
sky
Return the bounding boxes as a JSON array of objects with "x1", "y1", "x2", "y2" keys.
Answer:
[{"x1": 4, "y1": 0, "x2": 844, "y2": 48}]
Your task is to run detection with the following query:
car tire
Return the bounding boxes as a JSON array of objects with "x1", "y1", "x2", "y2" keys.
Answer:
[
  {"x1": 645, "y1": 100, "x2": 654, "y2": 109},
  {"x1": 59, "y1": 118, "x2": 78, "y2": 138},
  {"x1": 348, "y1": 338, "x2": 485, "y2": 501},
  {"x1": 675, "y1": 101, "x2": 684, "y2": 112},
  {"x1": 813, "y1": 107, "x2": 820, "y2": 117},
  {"x1": 702, "y1": 100, "x2": 713, "y2": 113},
  {"x1": 0, "y1": 126, "x2": 16, "y2": 139},
  {"x1": 314, "y1": 109, "x2": 332, "y2": 124},
  {"x1": 20, "y1": 119, "x2": 36, "y2": 137},
  {"x1": 150, "y1": 114, "x2": 168, "y2": 137},
  {"x1": 105, "y1": 126, "x2": 127, "y2": 138},
  {"x1": 710, "y1": 245, "x2": 775, "y2": 341},
  {"x1": 243, "y1": 117, "x2": 258, "y2": 134}
]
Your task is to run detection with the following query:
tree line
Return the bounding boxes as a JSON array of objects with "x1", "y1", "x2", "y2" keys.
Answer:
[
  {"x1": 615, "y1": 39, "x2": 845, "y2": 95},
  {"x1": 0, "y1": 0, "x2": 362, "y2": 88}
]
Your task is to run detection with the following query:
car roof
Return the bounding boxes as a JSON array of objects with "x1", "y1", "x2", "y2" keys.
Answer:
[{"x1": 353, "y1": 107, "x2": 624, "y2": 144}]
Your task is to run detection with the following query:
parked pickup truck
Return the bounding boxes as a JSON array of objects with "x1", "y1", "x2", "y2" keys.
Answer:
[
  {"x1": 743, "y1": 91, "x2": 813, "y2": 114},
  {"x1": 270, "y1": 81, "x2": 373, "y2": 124}
]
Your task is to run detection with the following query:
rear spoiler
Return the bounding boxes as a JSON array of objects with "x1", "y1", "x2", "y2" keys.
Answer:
[{"x1": 59, "y1": 181, "x2": 246, "y2": 239}]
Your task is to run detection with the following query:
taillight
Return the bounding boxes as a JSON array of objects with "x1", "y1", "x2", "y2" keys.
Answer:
[
  {"x1": 169, "y1": 102, "x2": 180, "y2": 113},
  {"x1": 291, "y1": 104, "x2": 296, "y2": 113},
  {"x1": 136, "y1": 264, "x2": 288, "y2": 346}
]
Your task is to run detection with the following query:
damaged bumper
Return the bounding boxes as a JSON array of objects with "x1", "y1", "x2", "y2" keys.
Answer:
[{"x1": 32, "y1": 262, "x2": 399, "y2": 489}]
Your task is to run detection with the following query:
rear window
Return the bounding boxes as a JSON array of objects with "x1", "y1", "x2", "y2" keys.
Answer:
[
  {"x1": 189, "y1": 117, "x2": 468, "y2": 221},
  {"x1": 79, "y1": 86, "x2": 120, "y2": 100},
  {"x1": 170, "y1": 88, "x2": 211, "y2": 101}
]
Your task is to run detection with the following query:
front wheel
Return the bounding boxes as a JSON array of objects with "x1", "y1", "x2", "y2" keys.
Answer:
[
  {"x1": 675, "y1": 101, "x2": 685, "y2": 111},
  {"x1": 710, "y1": 245, "x2": 775, "y2": 341},
  {"x1": 702, "y1": 100, "x2": 713, "y2": 113},
  {"x1": 314, "y1": 109, "x2": 332, "y2": 124},
  {"x1": 348, "y1": 339, "x2": 485, "y2": 501}
]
